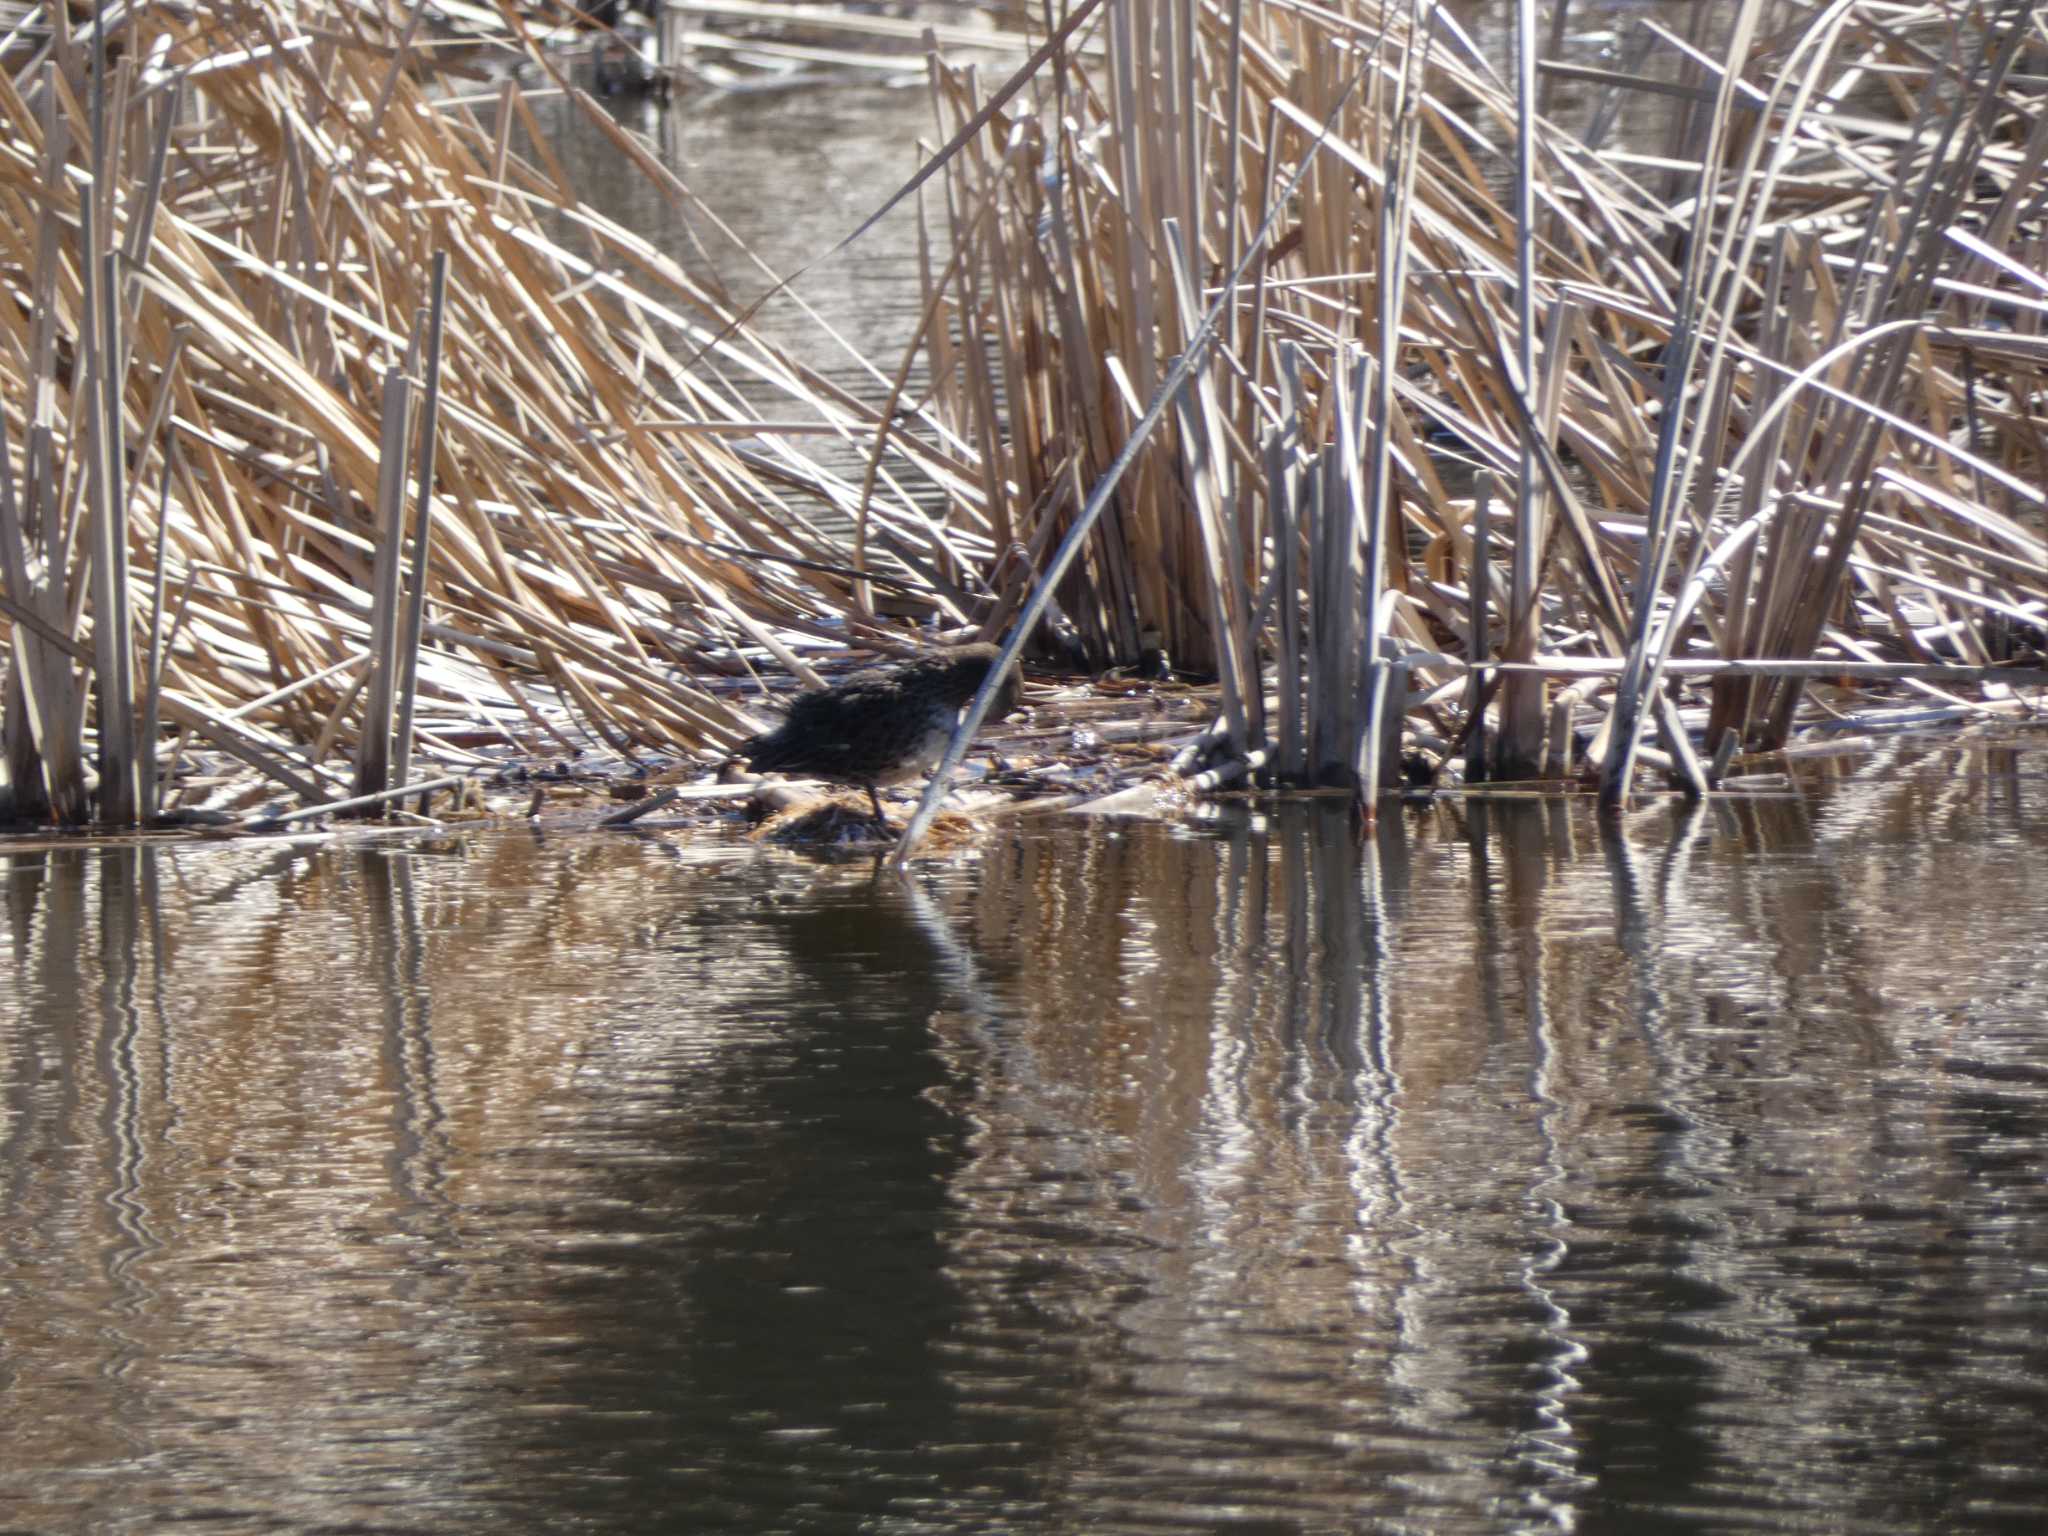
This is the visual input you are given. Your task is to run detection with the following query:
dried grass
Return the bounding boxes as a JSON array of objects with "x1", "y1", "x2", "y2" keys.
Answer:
[
  {"x1": 901, "y1": 0, "x2": 2048, "y2": 819},
  {"x1": 3, "y1": 0, "x2": 2044, "y2": 838},
  {"x1": 0, "y1": 0, "x2": 988, "y2": 824}
]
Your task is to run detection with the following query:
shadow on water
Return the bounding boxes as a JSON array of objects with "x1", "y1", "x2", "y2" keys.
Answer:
[
  {"x1": 0, "y1": 740, "x2": 2045, "y2": 1533},
  {"x1": 484, "y1": 864, "x2": 1053, "y2": 1528}
]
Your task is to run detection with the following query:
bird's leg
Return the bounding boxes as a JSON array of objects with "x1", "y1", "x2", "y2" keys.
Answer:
[{"x1": 864, "y1": 782, "x2": 888, "y2": 823}]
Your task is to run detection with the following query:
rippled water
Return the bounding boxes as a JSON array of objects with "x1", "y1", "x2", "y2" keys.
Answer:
[{"x1": 2, "y1": 737, "x2": 2044, "y2": 1533}]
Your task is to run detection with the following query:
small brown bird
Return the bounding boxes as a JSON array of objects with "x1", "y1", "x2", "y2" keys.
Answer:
[{"x1": 741, "y1": 643, "x2": 1021, "y2": 821}]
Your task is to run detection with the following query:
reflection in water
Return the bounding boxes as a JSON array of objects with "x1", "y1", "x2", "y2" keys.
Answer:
[{"x1": 0, "y1": 743, "x2": 2045, "y2": 1533}]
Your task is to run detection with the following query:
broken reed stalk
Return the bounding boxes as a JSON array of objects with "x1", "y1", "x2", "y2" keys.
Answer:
[
  {"x1": 598, "y1": 786, "x2": 682, "y2": 826},
  {"x1": 354, "y1": 363, "x2": 415, "y2": 800},
  {"x1": 1496, "y1": 0, "x2": 1546, "y2": 782},
  {"x1": 391, "y1": 251, "x2": 450, "y2": 798},
  {"x1": 81, "y1": 8, "x2": 141, "y2": 825},
  {"x1": 238, "y1": 775, "x2": 466, "y2": 832},
  {"x1": 83, "y1": 208, "x2": 140, "y2": 826},
  {"x1": 142, "y1": 445, "x2": 177, "y2": 821},
  {"x1": 125, "y1": 327, "x2": 188, "y2": 820},
  {"x1": 1267, "y1": 387, "x2": 1303, "y2": 782},
  {"x1": 1360, "y1": 26, "x2": 1432, "y2": 810},
  {"x1": 1461, "y1": 471, "x2": 1496, "y2": 786},
  {"x1": 1162, "y1": 218, "x2": 1253, "y2": 756},
  {"x1": 0, "y1": 360, "x2": 64, "y2": 823}
]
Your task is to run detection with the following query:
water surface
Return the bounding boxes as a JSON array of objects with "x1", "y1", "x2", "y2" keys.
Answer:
[{"x1": 2, "y1": 737, "x2": 2044, "y2": 1533}]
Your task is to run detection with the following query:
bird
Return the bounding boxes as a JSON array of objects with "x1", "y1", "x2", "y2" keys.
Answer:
[{"x1": 740, "y1": 643, "x2": 1021, "y2": 822}]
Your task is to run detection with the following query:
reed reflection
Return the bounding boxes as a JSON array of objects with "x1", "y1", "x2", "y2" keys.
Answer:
[
  {"x1": 0, "y1": 744, "x2": 2039, "y2": 1534},
  {"x1": 0, "y1": 836, "x2": 780, "y2": 1530},
  {"x1": 932, "y1": 764, "x2": 2048, "y2": 1531},
  {"x1": 363, "y1": 848, "x2": 449, "y2": 1216},
  {"x1": 14, "y1": 850, "x2": 204, "y2": 1518}
]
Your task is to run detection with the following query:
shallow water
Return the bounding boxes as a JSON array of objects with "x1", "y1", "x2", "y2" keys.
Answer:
[{"x1": 2, "y1": 737, "x2": 2044, "y2": 1533}]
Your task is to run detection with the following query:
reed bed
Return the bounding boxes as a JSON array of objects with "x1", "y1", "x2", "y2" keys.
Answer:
[
  {"x1": 905, "y1": 0, "x2": 2048, "y2": 814},
  {"x1": 3, "y1": 0, "x2": 2044, "y2": 835},
  {"x1": 0, "y1": 0, "x2": 993, "y2": 825}
]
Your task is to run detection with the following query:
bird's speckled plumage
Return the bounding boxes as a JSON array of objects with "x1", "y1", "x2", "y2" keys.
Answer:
[{"x1": 742, "y1": 643, "x2": 1019, "y2": 819}]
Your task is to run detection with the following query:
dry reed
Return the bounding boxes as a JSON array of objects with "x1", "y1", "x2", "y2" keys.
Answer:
[
  {"x1": 0, "y1": 1, "x2": 998, "y2": 825},
  {"x1": 899, "y1": 0, "x2": 2047, "y2": 824},
  {"x1": 2, "y1": 0, "x2": 2044, "y2": 837}
]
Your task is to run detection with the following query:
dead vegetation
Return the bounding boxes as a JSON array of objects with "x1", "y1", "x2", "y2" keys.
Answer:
[
  {"x1": 893, "y1": 0, "x2": 2047, "y2": 849},
  {"x1": 0, "y1": 1, "x2": 2043, "y2": 844},
  {"x1": 0, "y1": 0, "x2": 1003, "y2": 829}
]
